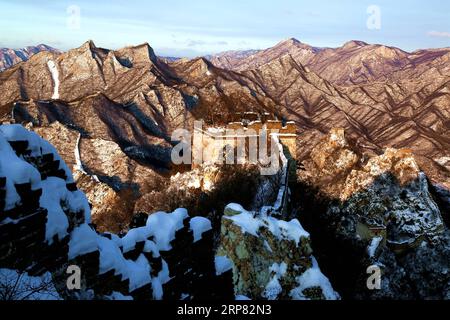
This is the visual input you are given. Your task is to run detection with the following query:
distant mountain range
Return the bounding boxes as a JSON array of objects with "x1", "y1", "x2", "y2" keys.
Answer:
[
  {"x1": 0, "y1": 44, "x2": 60, "y2": 71},
  {"x1": 207, "y1": 38, "x2": 450, "y2": 85}
]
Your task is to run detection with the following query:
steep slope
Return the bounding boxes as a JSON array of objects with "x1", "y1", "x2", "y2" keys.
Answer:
[
  {"x1": 0, "y1": 41, "x2": 282, "y2": 226},
  {"x1": 238, "y1": 54, "x2": 450, "y2": 187},
  {"x1": 206, "y1": 49, "x2": 261, "y2": 70},
  {"x1": 0, "y1": 39, "x2": 448, "y2": 229},
  {"x1": 209, "y1": 38, "x2": 321, "y2": 73}
]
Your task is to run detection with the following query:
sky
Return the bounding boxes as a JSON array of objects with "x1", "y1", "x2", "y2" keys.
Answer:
[{"x1": 0, "y1": 0, "x2": 449, "y2": 57}]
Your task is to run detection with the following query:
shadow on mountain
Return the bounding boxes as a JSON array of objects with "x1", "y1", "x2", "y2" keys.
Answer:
[{"x1": 291, "y1": 171, "x2": 448, "y2": 300}]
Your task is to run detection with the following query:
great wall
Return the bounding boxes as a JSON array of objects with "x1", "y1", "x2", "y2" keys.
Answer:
[
  {"x1": 0, "y1": 123, "x2": 327, "y2": 300},
  {"x1": 192, "y1": 117, "x2": 297, "y2": 217}
]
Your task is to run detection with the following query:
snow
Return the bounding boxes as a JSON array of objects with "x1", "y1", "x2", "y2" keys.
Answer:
[
  {"x1": 0, "y1": 125, "x2": 90, "y2": 242},
  {"x1": 0, "y1": 124, "x2": 74, "y2": 183},
  {"x1": 146, "y1": 208, "x2": 189, "y2": 251},
  {"x1": 180, "y1": 293, "x2": 190, "y2": 300},
  {"x1": 226, "y1": 203, "x2": 246, "y2": 213},
  {"x1": 0, "y1": 133, "x2": 39, "y2": 210},
  {"x1": 68, "y1": 224, "x2": 98, "y2": 259},
  {"x1": 263, "y1": 262, "x2": 288, "y2": 300},
  {"x1": 105, "y1": 292, "x2": 133, "y2": 300},
  {"x1": 226, "y1": 211, "x2": 261, "y2": 237},
  {"x1": 95, "y1": 249, "x2": 152, "y2": 292},
  {"x1": 143, "y1": 240, "x2": 160, "y2": 258},
  {"x1": 263, "y1": 240, "x2": 273, "y2": 252},
  {"x1": 215, "y1": 256, "x2": 233, "y2": 275},
  {"x1": 225, "y1": 205, "x2": 309, "y2": 246},
  {"x1": 190, "y1": 217, "x2": 212, "y2": 242},
  {"x1": 367, "y1": 236, "x2": 383, "y2": 258},
  {"x1": 97, "y1": 236, "x2": 127, "y2": 275},
  {"x1": 74, "y1": 133, "x2": 86, "y2": 174},
  {"x1": 265, "y1": 217, "x2": 309, "y2": 246},
  {"x1": 290, "y1": 258, "x2": 340, "y2": 300},
  {"x1": 125, "y1": 255, "x2": 152, "y2": 292},
  {"x1": 0, "y1": 124, "x2": 215, "y2": 300},
  {"x1": 40, "y1": 177, "x2": 91, "y2": 243},
  {"x1": 121, "y1": 209, "x2": 189, "y2": 253},
  {"x1": 121, "y1": 226, "x2": 152, "y2": 253},
  {"x1": 67, "y1": 208, "x2": 193, "y2": 295},
  {"x1": 263, "y1": 276, "x2": 282, "y2": 300},
  {"x1": 47, "y1": 60, "x2": 60, "y2": 100},
  {"x1": 271, "y1": 135, "x2": 288, "y2": 211},
  {"x1": 235, "y1": 295, "x2": 251, "y2": 300},
  {"x1": 270, "y1": 262, "x2": 287, "y2": 277}
]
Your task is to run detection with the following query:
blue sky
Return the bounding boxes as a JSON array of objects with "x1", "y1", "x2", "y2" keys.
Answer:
[{"x1": 1, "y1": 0, "x2": 449, "y2": 56}]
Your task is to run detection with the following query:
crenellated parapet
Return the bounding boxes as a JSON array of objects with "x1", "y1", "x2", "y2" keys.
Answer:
[{"x1": 0, "y1": 124, "x2": 233, "y2": 300}]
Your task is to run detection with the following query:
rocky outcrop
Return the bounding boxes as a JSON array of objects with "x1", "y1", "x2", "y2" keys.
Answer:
[
  {"x1": 296, "y1": 128, "x2": 449, "y2": 299},
  {"x1": 217, "y1": 204, "x2": 339, "y2": 300}
]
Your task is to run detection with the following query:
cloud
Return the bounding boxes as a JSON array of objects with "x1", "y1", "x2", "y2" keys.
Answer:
[{"x1": 428, "y1": 31, "x2": 450, "y2": 38}]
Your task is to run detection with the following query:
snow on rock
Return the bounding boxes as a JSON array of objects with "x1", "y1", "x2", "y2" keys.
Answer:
[
  {"x1": 189, "y1": 216, "x2": 212, "y2": 242},
  {"x1": 219, "y1": 202, "x2": 338, "y2": 300},
  {"x1": 367, "y1": 236, "x2": 383, "y2": 258},
  {"x1": 224, "y1": 204, "x2": 309, "y2": 246},
  {"x1": 225, "y1": 209, "x2": 261, "y2": 237},
  {"x1": 263, "y1": 276, "x2": 282, "y2": 300},
  {"x1": 290, "y1": 258, "x2": 340, "y2": 300},
  {"x1": 263, "y1": 263, "x2": 288, "y2": 300},
  {"x1": 47, "y1": 60, "x2": 60, "y2": 100}
]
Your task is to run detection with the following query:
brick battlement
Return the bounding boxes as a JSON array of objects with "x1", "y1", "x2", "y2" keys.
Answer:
[
  {"x1": 194, "y1": 120, "x2": 297, "y2": 164},
  {"x1": 225, "y1": 120, "x2": 296, "y2": 135}
]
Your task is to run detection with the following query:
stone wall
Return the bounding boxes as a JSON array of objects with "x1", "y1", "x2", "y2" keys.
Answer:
[{"x1": 0, "y1": 124, "x2": 233, "y2": 300}]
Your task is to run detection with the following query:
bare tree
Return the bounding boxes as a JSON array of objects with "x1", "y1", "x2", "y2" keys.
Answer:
[{"x1": 0, "y1": 269, "x2": 60, "y2": 300}]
